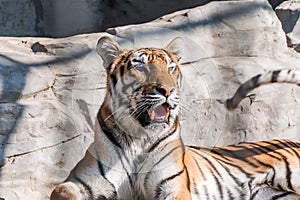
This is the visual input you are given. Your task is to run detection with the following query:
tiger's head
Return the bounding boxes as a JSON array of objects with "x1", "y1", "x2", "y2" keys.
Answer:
[{"x1": 97, "y1": 36, "x2": 183, "y2": 136}]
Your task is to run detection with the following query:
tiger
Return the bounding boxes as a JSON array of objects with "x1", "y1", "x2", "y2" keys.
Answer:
[{"x1": 50, "y1": 36, "x2": 300, "y2": 200}]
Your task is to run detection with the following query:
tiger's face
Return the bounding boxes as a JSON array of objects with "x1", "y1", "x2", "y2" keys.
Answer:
[{"x1": 97, "y1": 37, "x2": 183, "y2": 135}]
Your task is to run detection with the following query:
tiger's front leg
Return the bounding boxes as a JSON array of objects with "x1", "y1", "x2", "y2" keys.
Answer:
[
  {"x1": 50, "y1": 151, "x2": 117, "y2": 200},
  {"x1": 50, "y1": 182, "x2": 85, "y2": 200},
  {"x1": 50, "y1": 180, "x2": 117, "y2": 200}
]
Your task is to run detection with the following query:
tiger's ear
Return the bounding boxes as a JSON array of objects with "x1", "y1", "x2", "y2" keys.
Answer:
[
  {"x1": 96, "y1": 36, "x2": 123, "y2": 69},
  {"x1": 165, "y1": 37, "x2": 184, "y2": 62}
]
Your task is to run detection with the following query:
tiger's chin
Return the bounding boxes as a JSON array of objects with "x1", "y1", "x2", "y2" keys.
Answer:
[{"x1": 144, "y1": 121, "x2": 169, "y2": 131}]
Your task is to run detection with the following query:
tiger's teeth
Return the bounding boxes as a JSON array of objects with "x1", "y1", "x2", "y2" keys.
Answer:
[
  {"x1": 151, "y1": 110, "x2": 155, "y2": 120},
  {"x1": 165, "y1": 111, "x2": 169, "y2": 120}
]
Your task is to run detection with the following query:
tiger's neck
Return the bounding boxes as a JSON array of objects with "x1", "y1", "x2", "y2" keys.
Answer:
[
  {"x1": 97, "y1": 99, "x2": 184, "y2": 154},
  {"x1": 93, "y1": 99, "x2": 186, "y2": 178}
]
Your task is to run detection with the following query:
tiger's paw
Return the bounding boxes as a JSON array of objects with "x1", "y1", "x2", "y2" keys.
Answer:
[{"x1": 50, "y1": 182, "x2": 84, "y2": 200}]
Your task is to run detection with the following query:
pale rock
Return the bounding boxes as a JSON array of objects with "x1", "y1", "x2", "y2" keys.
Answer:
[
  {"x1": 0, "y1": 0, "x2": 284, "y2": 38},
  {"x1": 276, "y1": 0, "x2": 300, "y2": 51},
  {"x1": 1, "y1": 0, "x2": 300, "y2": 200},
  {"x1": 0, "y1": 0, "x2": 210, "y2": 38},
  {"x1": 0, "y1": 34, "x2": 107, "y2": 199}
]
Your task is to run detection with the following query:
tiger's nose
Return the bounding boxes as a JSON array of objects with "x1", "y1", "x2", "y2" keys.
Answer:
[{"x1": 154, "y1": 85, "x2": 175, "y2": 97}]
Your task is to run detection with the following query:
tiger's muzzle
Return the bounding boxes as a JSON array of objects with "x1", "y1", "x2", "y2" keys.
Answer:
[{"x1": 135, "y1": 85, "x2": 178, "y2": 128}]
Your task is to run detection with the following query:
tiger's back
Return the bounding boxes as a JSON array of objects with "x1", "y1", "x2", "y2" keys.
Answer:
[{"x1": 185, "y1": 139, "x2": 300, "y2": 199}]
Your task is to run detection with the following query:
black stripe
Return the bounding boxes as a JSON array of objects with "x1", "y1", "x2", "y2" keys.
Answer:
[
  {"x1": 263, "y1": 140, "x2": 287, "y2": 149},
  {"x1": 200, "y1": 155, "x2": 224, "y2": 199},
  {"x1": 215, "y1": 158, "x2": 243, "y2": 186},
  {"x1": 123, "y1": 54, "x2": 131, "y2": 64},
  {"x1": 152, "y1": 146, "x2": 181, "y2": 169},
  {"x1": 143, "y1": 146, "x2": 181, "y2": 189},
  {"x1": 74, "y1": 175, "x2": 94, "y2": 200},
  {"x1": 96, "y1": 195, "x2": 107, "y2": 200},
  {"x1": 208, "y1": 155, "x2": 244, "y2": 188},
  {"x1": 139, "y1": 52, "x2": 147, "y2": 57},
  {"x1": 250, "y1": 189, "x2": 260, "y2": 200},
  {"x1": 183, "y1": 156, "x2": 191, "y2": 193},
  {"x1": 98, "y1": 112, "x2": 123, "y2": 149},
  {"x1": 114, "y1": 148, "x2": 134, "y2": 187},
  {"x1": 147, "y1": 127, "x2": 177, "y2": 152},
  {"x1": 95, "y1": 150, "x2": 107, "y2": 178},
  {"x1": 189, "y1": 148, "x2": 244, "y2": 199},
  {"x1": 262, "y1": 140, "x2": 292, "y2": 155},
  {"x1": 119, "y1": 65, "x2": 125, "y2": 77},
  {"x1": 191, "y1": 178, "x2": 199, "y2": 195},
  {"x1": 203, "y1": 185, "x2": 210, "y2": 200},
  {"x1": 189, "y1": 148, "x2": 253, "y2": 178},
  {"x1": 278, "y1": 185, "x2": 284, "y2": 191},
  {"x1": 250, "y1": 143, "x2": 282, "y2": 160},
  {"x1": 283, "y1": 157, "x2": 294, "y2": 191},
  {"x1": 264, "y1": 140, "x2": 299, "y2": 167},
  {"x1": 272, "y1": 192, "x2": 294, "y2": 200},
  {"x1": 126, "y1": 59, "x2": 133, "y2": 70},
  {"x1": 271, "y1": 70, "x2": 281, "y2": 82},
  {"x1": 209, "y1": 146, "x2": 250, "y2": 163},
  {"x1": 110, "y1": 73, "x2": 118, "y2": 87},
  {"x1": 189, "y1": 150, "x2": 207, "y2": 181},
  {"x1": 208, "y1": 166, "x2": 224, "y2": 199},
  {"x1": 239, "y1": 183, "x2": 248, "y2": 199},
  {"x1": 98, "y1": 160, "x2": 106, "y2": 177},
  {"x1": 251, "y1": 155, "x2": 274, "y2": 169},
  {"x1": 155, "y1": 169, "x2": 184, "y2": 199},
  {"x1": 97, "y1": 106, "x2": 133, "y2": 149},
  {"x1": 228, "y1": 147, "x2": 262, "y2": 168},
  {"x1": 268, "y1": 167, "x2": 276, "y2": 186},
  {"x1": 202, "y1": 156, "x2": 222, "y2": 179},
  {"x1": 288, "y1": 140, "x2": 300, "y2": 148},
  {"x1": 94, "y1": 151, "x2": 118, "y2": 199},
  {"x1": 227, "y1": 189, "x2": 234, "y2": 199},
  {"x1": 284, "y1": 141, "x2": 300, "y2": 160}
]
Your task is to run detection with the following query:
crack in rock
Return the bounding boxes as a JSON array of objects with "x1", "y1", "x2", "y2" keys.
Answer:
[{"x1": 6, "y1": 134, "x2": 81, "y2": 159}]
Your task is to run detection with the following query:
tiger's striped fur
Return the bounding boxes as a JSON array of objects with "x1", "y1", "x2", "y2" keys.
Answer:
[{"x1": 50, "y1": 37, "x2": 300, "y2": 200}]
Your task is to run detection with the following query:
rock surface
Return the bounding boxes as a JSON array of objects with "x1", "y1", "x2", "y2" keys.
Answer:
[
  {"x1": 0, "y1": 35, "x2": 107, "y2": 199},
  {"x1": 0, "y1": 0, "x2": 285, "y2": 37},
  {"x1": 276, "y1": 0, "x2": 300, "y2": 52},
  {"x1": 1, "y1": 0, "x2": 300, "y2": 199},
  {"x1": 0, "y1": 0, "x2": 211, "y2": 37}
]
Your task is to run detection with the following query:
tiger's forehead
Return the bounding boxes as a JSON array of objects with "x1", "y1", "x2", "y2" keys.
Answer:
[{"x1": 129, "y1": 48, "x2": 173, "y2": 64}]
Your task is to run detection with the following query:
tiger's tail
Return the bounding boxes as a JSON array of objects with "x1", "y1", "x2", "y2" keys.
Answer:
[{"x1": 225, "y1": 69, "x2": 300, "y2": 110}]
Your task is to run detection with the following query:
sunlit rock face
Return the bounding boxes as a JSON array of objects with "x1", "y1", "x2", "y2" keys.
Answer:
[{"x1": 1, "y1": 1, "x2": 300, "y2": 199}]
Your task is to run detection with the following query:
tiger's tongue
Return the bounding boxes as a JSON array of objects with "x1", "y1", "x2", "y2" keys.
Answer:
[{"x1": 148, "y1": 104, "x2": 168, "y2": 120}]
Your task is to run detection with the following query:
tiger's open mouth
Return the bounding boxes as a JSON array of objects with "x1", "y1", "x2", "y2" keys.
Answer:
[
  {"x1": 137, "y1": 103, "x2": 171, "y2": 127},
  {"x1": 147, "y1": 103, "x2": 170, "y2": 122}
]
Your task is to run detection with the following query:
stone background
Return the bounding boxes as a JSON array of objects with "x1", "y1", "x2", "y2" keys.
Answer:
[
  {"x1": 1, "y1": 0, "x2": 300, "y2": 199},
  {"x1": 0, "y1": 0, "x2": 287, "y2": 38}
]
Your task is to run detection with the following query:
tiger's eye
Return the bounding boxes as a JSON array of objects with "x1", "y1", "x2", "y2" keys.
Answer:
[
  {"x1": 168, "y1": 63, "x2": 176, "y2": 74},
  {"x1": 132, "y1": 59, "x2": 147, "y2": 73},
  {"x1": 135, "y1": 64, "x2": 147, "y2": 73}
]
